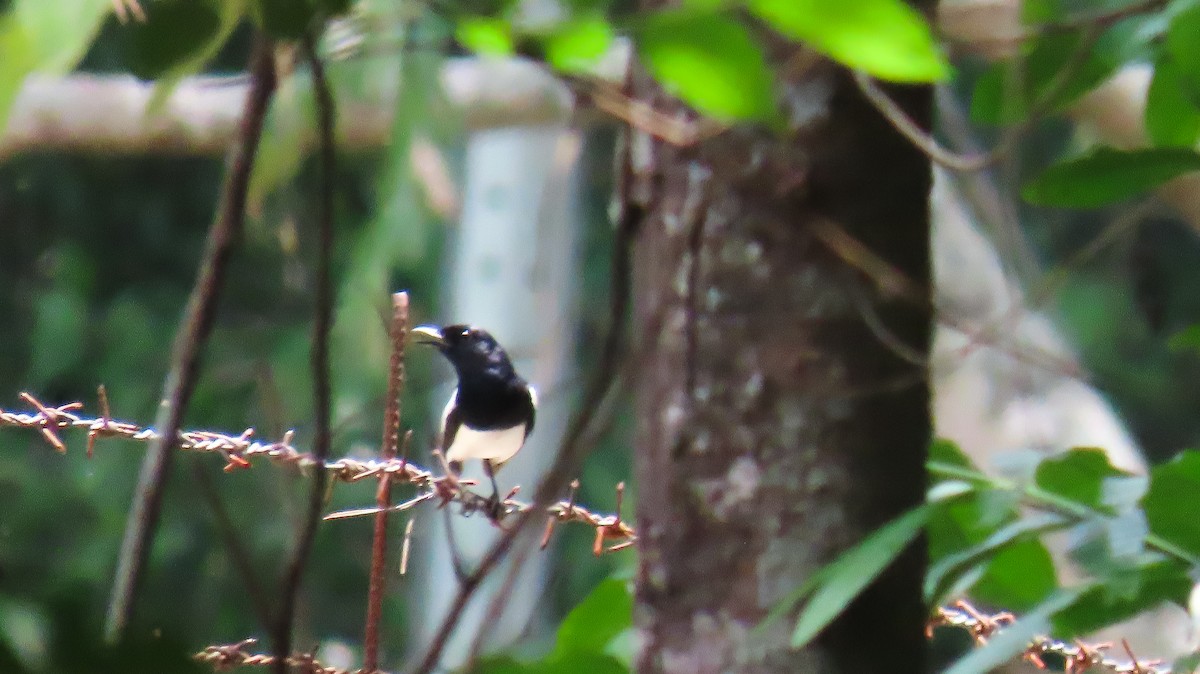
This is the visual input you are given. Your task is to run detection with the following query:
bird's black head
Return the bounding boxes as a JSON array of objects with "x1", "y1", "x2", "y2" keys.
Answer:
[{"x1": 412, "y1": 324, "x2": 516, "y2": 380}]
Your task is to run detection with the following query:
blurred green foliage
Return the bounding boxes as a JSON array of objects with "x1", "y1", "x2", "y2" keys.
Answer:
[
  {"x1": 790, "y1": 441, "x2": 1200, "y2": 673},
  {"x1": 8, "y1": 0, "x2": 1200, "y2": 672},
  {"x1": 0, "y1": 2, "x2": 631, "y2": 672}
]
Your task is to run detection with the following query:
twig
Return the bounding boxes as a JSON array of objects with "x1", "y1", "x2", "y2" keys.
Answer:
[
  {"x1": 463, "y1": 522, "x2": 537, "y2": 668},
  {"x1": 853, "y1": 71, "x2": 986, "y2": 172},
  {"x1": 273, "y1": 34, "x2": 337, "y2": 674},
  {"x1": 563, "y1": 72, "x2": 726, "y2": 147},
  {"x1": 104, "y1": 34, "x2": 278, "y2": 644},
  {"x1": 810, "y1": 216, "x2": 927, "y2": 303},
  {"x1": 947, "y1": 0, "x2": 1171, "y2": 47},
  {"x1": 809, "y1": 216, "x2": 1085, "y2": 380},
  {"x1": 933, "y1": 85, "x2": 1039, "y2": 282},
  {"x1": 458, "y1": 388, "x2": 628, "y2": 662},
  {"x1": 854, "y1": 22, "x2": 1106, "y2": 173},
  {"x1": 953, "y1": 200, "x2": 1152, "y2": 363},
  {"x1": 364, "y1": 293, "x2": 409, "y2": 673},
  {"x1": 1047, "y1": 0, "x2": 1167, "y2": 30}
]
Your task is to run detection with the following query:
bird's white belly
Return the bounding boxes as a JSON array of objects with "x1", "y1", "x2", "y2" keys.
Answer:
[{"x1": 446, "y1": 423, "x2": 527, "y2": 464}]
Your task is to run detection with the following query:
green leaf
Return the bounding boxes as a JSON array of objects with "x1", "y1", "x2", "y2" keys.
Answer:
[
  {"x1": 553, "y1": 578, "x2": 632, "y2": 656},
  {"x1": 927, "y1": 480, "x2": 975, "y2": 504},
  {"x1": 928, "y1": 456, "x2": 993, "y2": 491},
  {"x1": 788, "y1": 505, "x2": 930, "y2": 648},
  {"x1": 254, "y1": 0, "x2": 318, "y2": 39},
  {"x1": 122, "y1": 0, "x2": 224, "y2": 80},
  {"x1": 0, "y1": 14, "x2": 36, "y2": 136},
  {"x1": 943, "y1": 589, "x2": 1085, "y2": 674},
  {"x1": 747, "y1": 0, "x2": 948, "y2": 82},
  {"x1": 12, "y1": 0, "x2": 111, "y2": 70},
  {"x1": 971, "y1": 538, "x2": 1058, "y2": 612},
  {"x1": 1146, "y1": 51, "x2": 1200, "y2": 148},
  {"x1": 247, "y1": 74, "x2": 314, "y2": 208},
  {"x1": 927, "y1": 485, "x2": 1024, "y2": 573},
  {"x1": 456, "y1": 16, "x2": 515, "y2": 56},
  {"x1": 473, "y1": 652, "x2": 628, "y2": 674},
  {"x1": 1167, "y1": 2, "x2": 1200, "y2": 93},
  {"x1": 927, "y1": 491, "x2": 993, "y2": 563},
  {"x1": 542, "y1": 653, "x2": 628, "y2": 674},
  {"x1": 469, "y1": 655, "x2": 532, "y2": 674},
  {"x1": 1022, "y1": 147, "x2": 1200, "y2": 208},
  {"x1": 544, "y1": 16, "x2": 613, "y2": 74},
  {"x1": 0, "y1": 0, "x2": 111, "y2": 131},
  {"x1": 1169, "y1": 324, "x2": 1200, "y2": 355},
  {"x1": 473, "y1": 579, "x2": 633, "y2": 674},
  {"x1": 1104, "y1": 510, "x2": 1150, "y2": 560},
  {"x1": 1034, "y1": 448, "x2": 1128, "y2": 512},
  {"x1": 1020, "y1": 0, "x2": 1057, "y2": 23},
  {"x1": 146, "y1": 0, "x2": 245, "y2": 115},
  {"x1": 925, "y1": 513, "x2": 1065, "y2": 607},
  {"x1": 971, "y1": 31, "x2": 1120, "y2": 127},
  {"x1": 318, "y1": 0, "x2": 354, "y2": 15},
  {"x1": 1051, "y1": 559, "x2": 1191, "y2": 638},
  {"x1": 635, "y1": 11, "x2": 775, "y2": 122},
  {"x1": 1144, "y1": 450, "x2": 1200, "y2": 559},
  {"x1": 929, "y1": 438, "x2": 975, "y2": 469}
]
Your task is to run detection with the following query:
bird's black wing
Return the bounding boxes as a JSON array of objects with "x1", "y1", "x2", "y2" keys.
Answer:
[
  {"x1": 440, "y1": 392, "x2": 464, "y2": 473},
  {"x1": 523, "y1": 385, "x2": 537, "y2": 439}
]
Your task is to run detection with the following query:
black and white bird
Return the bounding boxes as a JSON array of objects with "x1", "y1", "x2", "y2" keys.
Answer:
[{"x1": 411, "y1": 324, "x2": 537, "y2": 504}]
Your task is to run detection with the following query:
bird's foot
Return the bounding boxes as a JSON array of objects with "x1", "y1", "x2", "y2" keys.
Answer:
[{"x1": 485, "y1": 493, "x2": 504, "y2": 522}]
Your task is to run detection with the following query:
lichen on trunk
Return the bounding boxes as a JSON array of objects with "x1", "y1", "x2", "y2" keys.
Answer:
[{"x1": 630, "y1": 39, "x2": 934, "y2": 674}]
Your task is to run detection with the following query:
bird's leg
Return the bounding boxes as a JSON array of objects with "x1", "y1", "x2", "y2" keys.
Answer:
[{"x1": 483, "y1": 459, "x2": 502, "y2": 520}]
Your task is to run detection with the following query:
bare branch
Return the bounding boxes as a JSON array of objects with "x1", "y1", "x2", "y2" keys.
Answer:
[
  {"x1": 854, "y1": 22, "x2": 1104, "y2": 173},
  {"x1": 272, "y1": 35, "x2": 337, "y2": 674},
  {"x1": 103, "y1": 34, "x2": 278, "y2": 644}
]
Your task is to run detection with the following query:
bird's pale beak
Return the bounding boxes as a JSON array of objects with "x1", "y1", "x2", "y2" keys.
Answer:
[{"x1": 410, "y1": 325, "x2": 445, "y2": 347}]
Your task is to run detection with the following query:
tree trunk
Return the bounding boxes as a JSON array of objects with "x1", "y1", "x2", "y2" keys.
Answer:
[{"x1": 630, "y1": 35, "x2": 934, "y2": 674}]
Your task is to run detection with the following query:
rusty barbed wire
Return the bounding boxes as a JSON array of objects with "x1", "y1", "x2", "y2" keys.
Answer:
[
  {"x1": 0, "y1": 392, "x2": 636, "y2": 554},
  {"x1": 197, "y1": 600, "x2": 1182, "y2": 674},
  {"x1": 930, "y1": 601, "x2": 1178, "y2": 673},
  {"x1": 33, "y1": 389, "x2": 1180, "y2": 671},
  {"x1": 195, "y1": 639, "x2": 362, "y2": 674}
]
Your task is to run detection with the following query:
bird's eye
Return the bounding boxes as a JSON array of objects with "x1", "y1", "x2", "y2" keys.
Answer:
[{"x1": 460, "y1": 328, "x2": 470, "y2": 337}]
